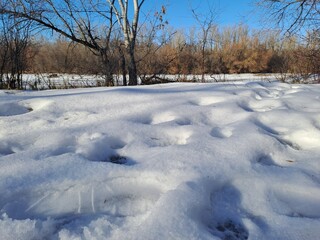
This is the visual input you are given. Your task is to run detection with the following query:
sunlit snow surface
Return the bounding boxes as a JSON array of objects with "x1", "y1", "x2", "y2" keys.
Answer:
[{"x1": 0, "y1": 80, "x2": 320, "y2": 240}]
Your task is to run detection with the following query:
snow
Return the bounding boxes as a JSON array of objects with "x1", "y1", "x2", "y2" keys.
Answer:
[
  {"x1": 0, "y1": 80, "x2": 320, "y2": 240},
  {"x1": 21, "y1": 73, "x2": 277, "y2": 89}
]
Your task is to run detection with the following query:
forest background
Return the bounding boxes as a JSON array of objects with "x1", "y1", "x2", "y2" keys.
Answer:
[{"x1": 0, "y1": 0, "x2": 319, "y2": 89}]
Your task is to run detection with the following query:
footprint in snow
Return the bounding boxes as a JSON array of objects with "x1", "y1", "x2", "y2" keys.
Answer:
[
  {"x1": 0, "y1": 141, "x2": 23, "y2": 157},
  {"x1": 76, "y1": 133, "x2": 131, "y2": 164},
  {"x1": 175, "y1": 118, "x2": 192, "y2": 126},
  {"x1": 25, "y1": 99, "x2": 53, "y2": 111},
  {"x1": 253, "y1": 89, "x2": 272, "y2": 99},
  {"x1": 253, "y1": 120, "x2": 301, "y2": 150},
  {"x1": 238, "y1": 99, "x2": 283, "y2": 113},
  {"x1": 151, "y1": 111, "x2": 176, "y2": 125},
  {"x1": 0, "y1": 146, "x2": 14, "y2": 157},
  {"x1": 273, "y1": 137, "x2": 301, "y2": 150},
  {"x1": 204, "y1": 184, "x2": 254, "y2": 240},
  {"x1": 253, "y1": 119, "x2": 281, "y2": 135},
  {"x1": 255, "y1": 154, "x2": 295, "y2": 168},
  {"x1": 256, "y1": 154, "x2": 279, "y2": 167},
  {"x1": 130, "y1": 114, "x2": 153, "y2": 125},
  {"x1": 216, "y1": 219, "x2": 249, "y2": 240},
  {"x1": 0, "y1": 102, "x2": 32, "y2": 116},
  {"x1": 210, "y1": 127, "x2": 233, "y2": 139},
  {"x1": 313, "y1": 119, "x2": 320, "y2": 131},
  {"x1": 266, "y1": 89, "x2": 284, "y2": 98},
  {"x1": 285, "y1": 89, "x2": 303, "y2": 95},
  {"x1": 149, "y1": 127, "x2": 193, "y2": 147},
  {"x1": 135, "y1": 112, "x2": 191, "y2": 126},
  {"x1": 192, "y1": 96, "x2": 225, "y2": 106}
]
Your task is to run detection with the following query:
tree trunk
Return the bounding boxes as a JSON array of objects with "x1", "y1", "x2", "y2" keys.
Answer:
[
  {"x1": 121, "y1": 58, "x2": 127, "y2": 86},
  {"x1": 201, "y1": 45, "x2": 205, "y2": 82},
  {"x1": 105, "y1": 71, "x2": 114, "y2": 86},
  {"x1": 127, "y1": 46, "x2": 138, "y2": 85},
  {"x1": 119, "y1": 46, "x2": 127, "y2": 86},
  {"x1": 101, "y1": 52, "x2": 114, "y2": 86}
]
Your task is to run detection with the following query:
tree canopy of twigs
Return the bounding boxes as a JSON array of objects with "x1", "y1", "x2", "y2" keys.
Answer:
[
  {"x1": 0, "y1": 0, "x2": 151, "y2": 86},
  {"x1": 259, "y1": 0, "x2": 320, "y2": 34}
]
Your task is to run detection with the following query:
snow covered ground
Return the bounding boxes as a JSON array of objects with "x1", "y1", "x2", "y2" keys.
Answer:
[
  {"x1": 21, "y1": 73, "x2": 278, "y2": 89},
  {"x1": 0, "y1": 80, "x2": 320, "y2": 240}
]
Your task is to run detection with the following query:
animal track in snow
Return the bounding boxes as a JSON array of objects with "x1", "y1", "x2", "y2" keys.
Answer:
[
  {"x1": 313, "y1": 118, "x2": 320, "y2": 131},
  {"x1": 210, "y1": 127, "x2": 233, "y2": 139},
  {"x1": 134, "y1": 113, "x2": 190, "y2": 126},
  {"x1": 206, "y1": 184, "x2": 250, "y2": 240},
  {"x1": 0, "y1": 143, "x2": 15, "y2": 157},
  {"x1": 61, "y1": 111, "x2": 96, "y2": 124},
  {"x1": 216, "y1": 219, "x2": 249, "y2": 240},
  {"x1": 238, "y1": 99, "x2": 283, "y2": 113},
  {"x1": 149, "y1": 128, "x2": 193, "y2": 147},
  {"x1": 0, "y1": 102, "x2": 32, "y2": 116},
  {"x1": 256, "y1": 126, "x2": 318, "y2": 151},
  {"x1": 255, "y1": 154, "x2": 296, "y2": 168},
  {"x1": 252, "y1": 89, "x2": 272, "y2": 99},
  {"x1": 175, "y1": 118, "x2": 192, "y2": 126},
  {"x1": 25, "y1": 99, "x2": 53, "y2": 111},
  {"x1": 253, "y1": 119, "x2": 284, "y2": 135},
  {"x1": 253, "y1": 84, "x2": 287, "y2": 98},
  {"x1": 151, "y1": 112, "x2": 176, "y2": 125},
  {"x1": 266, "y1": 134, "x2": 300, "y2": 151},
  {"x1": 253, "y1": 120, "x2": 301, "y2": 150},
  {"x1": 285, "y1": 89, "x2": 303, "y2": 95},
  {"x1": 253, "y1": 94, "x2": 262, "y2": 100},
  {"x1": 76, "y1": 133, "x2": 129, "y2": 163},
  {"x1": 129, "y1": 114, "x2": 153, "y2": 125},
  {"x1": 193, "y1": 96, "x2": 225, "y2": 106},
  {"x1": 270, "y1": 185, "x2": 320, "y2": 218},
  {"x1": 0, "y1": 141, "x2": 23, "y2": 157},
  {"x1": 256, "y1": 154, "x2": 279, "y2": 167},
  {"x1": 279, "y1": 139, "x2": 302, "y2": 151},
  {"x1": 208, "y1": 108, "x2": 249, "y2": 126}
]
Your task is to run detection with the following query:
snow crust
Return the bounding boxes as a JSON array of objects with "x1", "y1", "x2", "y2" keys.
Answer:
[{"x1": 0, "y1": 80, "x2": 320, "y2": 239}]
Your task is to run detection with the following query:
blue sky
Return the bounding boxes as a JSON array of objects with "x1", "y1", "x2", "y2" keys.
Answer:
[{"x1": 145, "y1": 0, "x2": 261, "y2": 30}]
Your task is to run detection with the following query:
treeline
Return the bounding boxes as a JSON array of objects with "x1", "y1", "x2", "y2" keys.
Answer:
[
  {"x1": 1, "y1": 0, "x2": 319, "y2": 89},
  {"x1": 33, "y1": 26, "x2": 320, "y2": 76},
  {"x1": 1, "y1": 24, "x2": 319, "y2": 88}
]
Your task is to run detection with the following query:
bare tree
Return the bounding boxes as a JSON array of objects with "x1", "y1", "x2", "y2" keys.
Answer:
[
  {"x1": 0, "y1": 15, "x2": 31, "y2": 89},
  {"x1": 1, "y1": 0, "x2": 152, "y2": 86},
  {"x1": 259, "y1": 0, "x2": 320, "y2": 33},
  {"x1": 259, "y1": 0, "x2": 320, "y2": 81},
  {"x1": 0, "y1": 0, "x2": 117, "y2": 86},
  {"x1": 0, "y1": 17, "x2": 9, "y2": 88},
  {"x1": 191, "y1": 2, "x2": 217, "y2": 82},
  {"x1": 106, "y1": 0, "x2": 145, "y2": 85}
]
